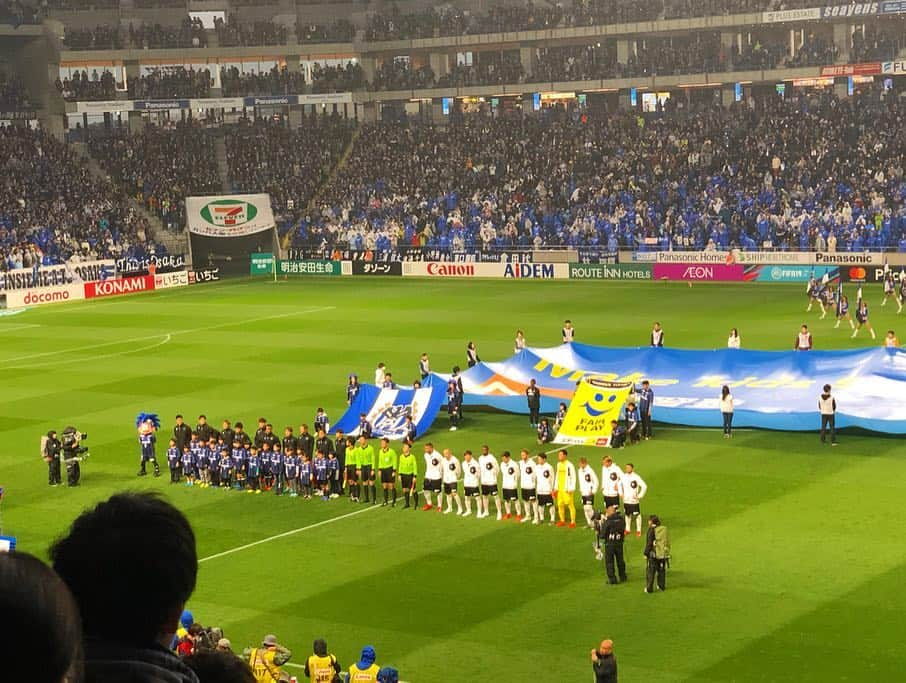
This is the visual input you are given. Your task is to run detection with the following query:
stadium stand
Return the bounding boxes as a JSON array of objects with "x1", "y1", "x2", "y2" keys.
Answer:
[
  {"x1": 62, "y1": 25, "x2": 124, "y2": 50},
  {"x1": 215, "y1": 15, "x2": 288, "y2": 47},
  {"x1": 225, "y1": 115, "x2": 355, "y2": 229},
  {"x1": 128, "y1": 19, "x2": 207, "y2": 49},
  {"x1": 220, "y1": 65, "x2": 306, "y2": 97},
  {"x1": 0, "y1": 0, "x2": 39, "y2": 25},
  {"x1": 296, "y1": 19, "x2": 356, "y2": 44},
  {"x1": 127, "y1": 67, "x2": 212, "y2": 100},
  {"x1": 0, "y1": 70, "x2": 30, "y2": 110},
  {"x1": 57, "y1": 69, "x2": 117, "y2": 102},
  {"x1": 290, "y1": 89, "x2": 906, "y2": 253},
  {"x1": 310, "y1": 61, "x2": 365, "y2": 93},
  {"x1": 87, "y1": 122, "x2": 220, "y2": 231},
  {"x1": 0, "y1": 127, "x2": 163, "y2": 271}
]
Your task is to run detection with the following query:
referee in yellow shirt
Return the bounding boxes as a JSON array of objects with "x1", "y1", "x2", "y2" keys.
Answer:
[{"x1": 398, "y1": 443, "x2": 419, "y2": 509}]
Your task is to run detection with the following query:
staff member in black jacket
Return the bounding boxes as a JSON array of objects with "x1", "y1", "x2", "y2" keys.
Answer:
[
  {"x1": 590, "y1": 639, "x2": 617, "y2": 683},
  {"x1": 195, "y1": 415, "x2": 215, "y2": 443},
  {"x1": 525, "y1": 379, "x2": 541, "y2": 427},
  {"x1": 172, "y1": 415, "x2": 192, "y2": 452},
  {"x1": 601, "y1": 505, "x2": 627, "y2": 585},
  {"x1": 44, "y1": 430, "x2": 62, "y2": 487}
]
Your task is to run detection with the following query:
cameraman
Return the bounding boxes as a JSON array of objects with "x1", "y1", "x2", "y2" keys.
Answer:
[
  {"x1": 599, "y1": 505, "x2": 627, "y2": 585},
  {"x1": 44, "y1": 430, "x2": 62, "y2": 487},
  {"x1": 61, "y1": 427, "x2": 87, "y2": 487}
]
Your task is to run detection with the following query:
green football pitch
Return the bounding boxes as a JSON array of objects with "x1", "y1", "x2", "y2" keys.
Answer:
[{"x1": 1, "y1": 277, "x2": 905, "y2": 682}]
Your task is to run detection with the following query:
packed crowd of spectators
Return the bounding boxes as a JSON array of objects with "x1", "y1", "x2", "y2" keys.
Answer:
[
  {"x1": 57, "y1": 69, "x2": 117, "y2": 101},
  {"x1": 0, "y1": 126, "x2": 161, "y2": 272},
  {"x1": 215, "y1": 15, "x2": 287, "y2": 47},
  {"x1": 127, "y1": 67, "x2": 211, "y2": 100},
  {"x1": 789, "y1": 33, "x2": 838, "y2": 68},
  {"x1": 364, "y1": 0, "x2": 824, "y2": 42},
  {"x1": 220, "y1": 65, "x2": 305, "y2": 97},
  {"x1": 310, "y1": 61, "x2": 365, "y2": 93},
  {"x1": 0, "y1": 0, "x2": 39, "y2": 25},
  {"x1": 62, "y1": 20, "x2": 207, "y2": 50},
  {"x1": 438, "y1": 54, "x2": 524, "y2": 88},
  {"x1": 63, "y1": 24, "x2": 124, "y2": 50},
  {"x1": 371, "y1": 59, "x2": 436, "y2": 92},
  {"x1": 296, "y1": 19, "x2": 355, "y2": 43},
  {"x1": 851, "y1": 23, "x2": 905, "y2": 63},
  {"x1": 366, "y1": 4, "x2": 566, "y2": 41},
  {"x1": 129, "y1": 19, "x2": 208, "y2": 49},
  {"x1": 529, "y1": 43, "x2": 618, "y2": 83},
  {"x1": 88, "y1": 121, "x2": 220, "y2": 230},
  {"x1": 290, "y1": 87, "x2": 906, "y2": 254},
  {"x1": 226, "y1": 115, "x2": 355, "y2": 225},
  {"x1": 0, "y1": 70, "x2": 30, "y2": 110}
]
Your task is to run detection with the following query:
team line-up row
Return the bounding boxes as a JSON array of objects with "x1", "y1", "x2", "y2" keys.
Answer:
[{"x1": 158, "y1": 433, "x2": 650, "y2": 532}]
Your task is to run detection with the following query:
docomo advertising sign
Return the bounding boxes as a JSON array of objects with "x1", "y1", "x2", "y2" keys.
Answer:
[
  {"x1": 403, "y1": 262, "x2": 569, "y2": 279},
  {"x1": 4, "y1": 283, "x2": 85, "y2": 308},
  {"x1": 653, "y1": 263, "x2": 746, "y2": 281},
  {"x1": 84, "y1": 275, "x2": 155, "y2": 299}
]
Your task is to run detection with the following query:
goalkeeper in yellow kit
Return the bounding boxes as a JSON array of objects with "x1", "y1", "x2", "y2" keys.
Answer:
[{"x1": 554, "y1": 449, "x2": 578, "y2": 528}]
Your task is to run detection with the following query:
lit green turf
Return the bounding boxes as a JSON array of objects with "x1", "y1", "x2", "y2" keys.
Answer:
[{"x1": 1, "y1": 278, "x2": 904, "y2": 682}]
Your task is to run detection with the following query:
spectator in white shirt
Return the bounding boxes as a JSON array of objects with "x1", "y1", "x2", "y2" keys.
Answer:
[{"x1": 727, "y1": 328, "x2": 740, "y2": 349}]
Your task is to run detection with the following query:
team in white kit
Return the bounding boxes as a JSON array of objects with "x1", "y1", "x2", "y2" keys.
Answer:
[{"x1": 416, "y1": 442, "x2": 647, "y2": 531}]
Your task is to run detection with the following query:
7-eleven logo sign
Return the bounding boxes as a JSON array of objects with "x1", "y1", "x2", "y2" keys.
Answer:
[{"x1": 200, "y1": 199, "x2": 258, "y2": 227}]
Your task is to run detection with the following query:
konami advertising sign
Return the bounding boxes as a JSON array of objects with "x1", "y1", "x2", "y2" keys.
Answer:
[{"x1": 84, "y1": 275, "x2": 155, "y2": 299}]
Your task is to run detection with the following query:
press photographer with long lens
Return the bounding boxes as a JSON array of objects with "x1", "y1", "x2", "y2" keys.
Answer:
[
  {"x1": 61, "y1": 427, "x2": 89, "y2": 486},
  {"x1": 594, "y1": 505, "x2": 627, "y2": 585}
]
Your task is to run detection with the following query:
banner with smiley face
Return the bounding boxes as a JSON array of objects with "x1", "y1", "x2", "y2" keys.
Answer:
[{"x1": 553, "y1": 379, "x2": 632, "y2": 447}]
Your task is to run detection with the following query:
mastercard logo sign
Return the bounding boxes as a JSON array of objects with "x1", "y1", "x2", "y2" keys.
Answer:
[{"x1": 849, "y1": 267, "x2": 866, "y2": 280}]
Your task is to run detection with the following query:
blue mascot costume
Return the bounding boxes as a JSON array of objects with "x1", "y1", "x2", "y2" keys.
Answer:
[{"x1": 136, "y1": 412, "x2": 161, "y2": 477}]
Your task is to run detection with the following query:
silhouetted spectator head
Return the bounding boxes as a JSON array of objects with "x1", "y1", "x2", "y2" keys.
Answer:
[
  {"x1": 50, "y1": 492, "x2": 197, "y2": 646},
  {"x1": 184, "y1": 651, "x2": 255, "y2": 683},
  {"x1": 0, "y1": 551, "x2": 83, "y2": 683}
]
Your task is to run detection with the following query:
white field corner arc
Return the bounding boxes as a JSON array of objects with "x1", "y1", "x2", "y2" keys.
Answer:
[{"x1": 186, "y1": 194, "x2": 276, "y2": 238}]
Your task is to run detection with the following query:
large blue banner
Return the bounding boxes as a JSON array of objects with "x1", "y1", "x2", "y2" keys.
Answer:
[
  {"x1": 427, "y1": 343, "x2": 906, "y2": 433},
  {"x1": 331, "y1": 384, "x2": 446, "y2": 440}
]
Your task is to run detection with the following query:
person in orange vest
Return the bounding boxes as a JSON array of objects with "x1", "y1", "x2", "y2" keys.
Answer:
[{"x1": 244, "y1": 634, "x2": 292, "y2": 683}]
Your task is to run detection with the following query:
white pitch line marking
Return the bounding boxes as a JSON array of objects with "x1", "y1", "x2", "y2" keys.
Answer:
[
  {"x1": 6, "y1": 334, "x2": 172, "y2": 370},
  {"x1": 0, "y1": 306, "x2": 336, "y2": 366},
  {"x1": 0, "y1": 323, "x2": 41, "y2": 333},
  {"x1": 199, "y1": 504, "x2": 378, "y2": 563}
]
